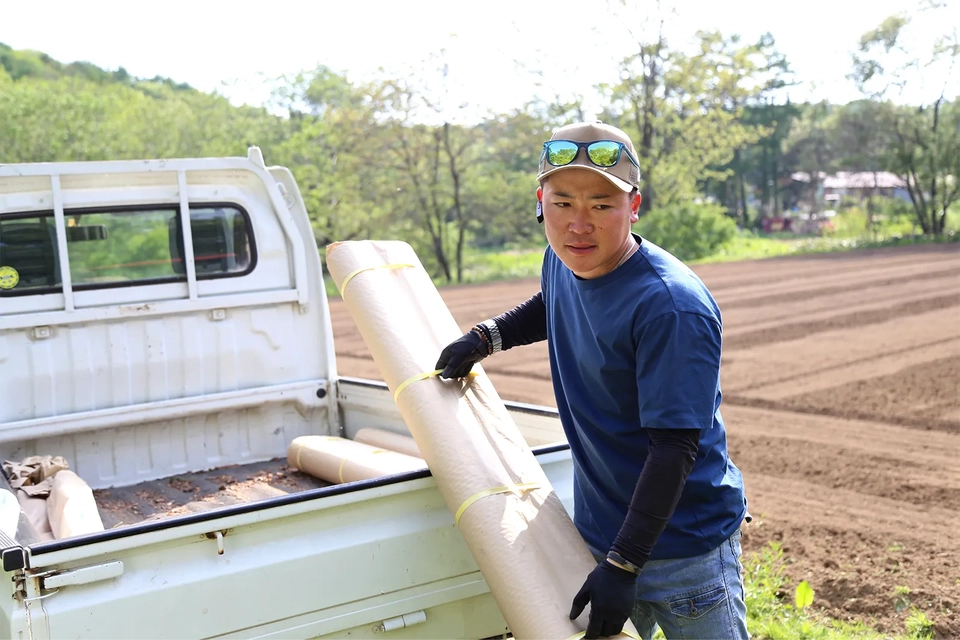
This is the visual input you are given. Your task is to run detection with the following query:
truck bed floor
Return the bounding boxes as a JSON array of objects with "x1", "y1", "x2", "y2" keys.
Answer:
[{"x1": 93, "y1": 459, "x2": 331, "y2": 529}]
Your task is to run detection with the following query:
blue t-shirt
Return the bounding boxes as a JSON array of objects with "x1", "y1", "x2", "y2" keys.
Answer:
[{"x1": 541, "y1": 236, "x2": 747, "y2": 561}]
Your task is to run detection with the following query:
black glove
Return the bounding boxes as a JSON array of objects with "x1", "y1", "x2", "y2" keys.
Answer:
[
  {"x1": 435, "y1": 330, "x2": 489, "y2": 379},
  {"x1": 569, "y1": 560, "x2": 638, "y2": 639}
]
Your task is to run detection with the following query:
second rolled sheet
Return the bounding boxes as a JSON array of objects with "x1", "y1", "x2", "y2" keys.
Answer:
[
  {"x1": 354, "y1": 427, "x2": 423, "y2": 459},
  {"x1": 46, "y1": 470, "x2": 105, "y2": 539},
  {"x1": 287, "y1": 435, "x2": 426, "y2": 484}
]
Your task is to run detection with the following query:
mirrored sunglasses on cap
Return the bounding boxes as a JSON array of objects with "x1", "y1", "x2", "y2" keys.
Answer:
[{"x1": 540, "y1": 139, "x2": 640, "y2": 170}]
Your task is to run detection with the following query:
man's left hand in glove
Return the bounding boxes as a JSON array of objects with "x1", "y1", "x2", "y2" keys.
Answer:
[{"x1": 569, "y1": 558, "x2": 638, "y2": 639}]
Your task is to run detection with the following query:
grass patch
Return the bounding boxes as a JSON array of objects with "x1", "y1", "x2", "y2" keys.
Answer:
[
  {"x1": 742, "y1": 542, "x2": 895, "y2": 640},
  {"x1": 646, "y1": 541, "x2": 918, "y2": 639},
  {"x1": 458, "y1": 247, "x2": 545, "y2": 284},
  {"x1": 691, "y1": 229, "x2": 958, "y2": 265},
  {"x1": 690, "y1": 232, "x2": 801, "y2": 263}
]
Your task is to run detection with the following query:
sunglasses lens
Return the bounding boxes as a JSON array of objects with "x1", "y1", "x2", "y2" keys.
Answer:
[
  {"x1": 586, "y1": 141, "x2": 621, "y2": 167},
  {"x1": 546, "y1": 141, "x2": 579, "y2": 166}
]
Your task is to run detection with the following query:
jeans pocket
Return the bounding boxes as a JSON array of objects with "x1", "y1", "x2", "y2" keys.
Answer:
[{"x1": 667, "y1": 583, "x2": 728, "y2": 620}]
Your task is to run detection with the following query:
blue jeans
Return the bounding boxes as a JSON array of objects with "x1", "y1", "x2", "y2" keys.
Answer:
[{"x1": 594, "y1": 529, "x2": 749, "y2": 640}]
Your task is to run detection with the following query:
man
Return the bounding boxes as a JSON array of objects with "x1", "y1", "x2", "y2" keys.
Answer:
[{"x1": 435, "y1": 121, "x2": 750, "y2": 640}]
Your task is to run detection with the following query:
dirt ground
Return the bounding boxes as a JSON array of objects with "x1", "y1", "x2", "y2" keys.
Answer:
[{"x1": 330, "y1": 243, "x2": 960, "y2": 638}]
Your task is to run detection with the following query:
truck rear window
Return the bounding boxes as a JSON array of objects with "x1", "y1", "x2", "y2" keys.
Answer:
[{"x1": 0, "y1": 205, "x2": 255, "y2": 296}]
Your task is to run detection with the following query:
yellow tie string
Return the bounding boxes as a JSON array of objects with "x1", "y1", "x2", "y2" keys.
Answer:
[
  {"x1": 393, "y1": 369, "x2": 442, "y2": 402},
  {"x1": 295, "y1": 436, "x2": 338, "y2": 469},
  {"x1": 338, "y1": 262, "x2": 415, "y2": 296},
  {"x1": 453, "y1": 482, "x2": 541, "y2": 527},
  {"x1": 392, "y1": 369, "x2": 478, "y2": 402},
  {"x1": 338, "y1": 448, "x2": 388, "y2": 483}
]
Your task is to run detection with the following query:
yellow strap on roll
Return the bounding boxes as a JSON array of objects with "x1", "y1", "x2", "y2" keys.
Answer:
[
  {"x1": 338, "y1": 263, "x2": 415, "y2": 296},
  {"x1": 393, "y1": 369, "x2": 478, "y2": 403},
  {"x1": 338, "y1": 448, "x2": 389, "y2": 483},
  {"x1": 454, "y1": 482, "x2": 541, "y2": 527},
  {"x1": 394, "y1": 369, "x2": 441, "y2": 402},
  {"x1": 295, "y1": 436, "x2": 339, "y2": 469}
]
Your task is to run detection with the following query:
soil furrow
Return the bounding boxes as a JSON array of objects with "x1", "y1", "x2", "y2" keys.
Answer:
[{"x1": 723, "y1": 292, "x2": 960, "y2": 350}]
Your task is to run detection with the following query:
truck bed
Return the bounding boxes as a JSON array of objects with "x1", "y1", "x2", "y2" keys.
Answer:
[{"x1": 93, "y1": 458, "x2": 331, "y2": 529}]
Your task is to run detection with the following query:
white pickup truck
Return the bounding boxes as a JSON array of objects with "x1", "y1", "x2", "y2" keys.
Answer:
[{"x1": 0, "y1": 149, "x2": 573, "y2": 639}]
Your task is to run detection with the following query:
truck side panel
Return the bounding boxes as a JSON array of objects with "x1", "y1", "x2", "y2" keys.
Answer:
[
  {"x1": 38, "y1": 482, "x2": 498, "y2": 639},
  {"x1": 5, "y1": 399, "x2": 574, "y2": 639},
  {"x1": 12, "y1": 454, "x2": 580, "y2": 640}
]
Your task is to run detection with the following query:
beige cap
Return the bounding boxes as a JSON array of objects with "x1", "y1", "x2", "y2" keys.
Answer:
[{"x1": 537, "y1": 121, "x2": 641, "y2": 192}]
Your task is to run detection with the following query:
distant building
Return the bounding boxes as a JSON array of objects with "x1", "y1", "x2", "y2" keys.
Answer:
[{"x1": 789, "y1": 171, "x2": 910, "y2": 211}]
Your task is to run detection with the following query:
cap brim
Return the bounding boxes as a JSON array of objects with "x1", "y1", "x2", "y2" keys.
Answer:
[{"x1": 537, "y1": 165, "x2": 634, "y2": 193}]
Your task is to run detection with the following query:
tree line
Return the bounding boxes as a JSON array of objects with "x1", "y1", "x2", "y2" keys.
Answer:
[{"x1": 1, "y1": 4, "x2": 956, "y2": 281}]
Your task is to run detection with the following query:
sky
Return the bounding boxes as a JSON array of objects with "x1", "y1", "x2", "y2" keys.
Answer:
[{"x1": 2, "y1": 0, "x2": 957, "y2": 122}]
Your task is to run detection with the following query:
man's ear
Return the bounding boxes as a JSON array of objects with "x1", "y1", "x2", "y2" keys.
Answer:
[
  {"x1": 536, "y1": 187, "x2": 544, "y2": 223},
  {"x1": 630, "y1": 192, "x2": 642, "y2": 222},
  {"x1": 537, "y1": 186, "x2": 543, "y2": 202}
]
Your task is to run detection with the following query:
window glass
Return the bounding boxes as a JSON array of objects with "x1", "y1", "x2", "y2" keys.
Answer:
[
  {"x1": 68, "y1": 209, "x2": 178, "y2": 285},
  {"x1": 171, "y1": 207, "x2": 253, "y2": 277},
  {"x1": 0, "y1": 205, "x2": 254, "y2": 297},
  {"x1": 0, "y1": 215, "x2": 60, "y2": 293}
]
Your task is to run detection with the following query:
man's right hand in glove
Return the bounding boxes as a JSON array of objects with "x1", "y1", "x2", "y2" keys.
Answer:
[{"x1": 435, "y1": 329, "x2": 489, "y2": 379}]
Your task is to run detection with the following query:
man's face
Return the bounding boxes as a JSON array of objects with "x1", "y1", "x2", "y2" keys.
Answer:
[{"x1": 539, "y1": 168, "x2": 641, "y2": 279}]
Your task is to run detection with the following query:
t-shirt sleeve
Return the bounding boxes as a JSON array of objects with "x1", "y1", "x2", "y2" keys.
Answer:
[
  {"x1": 634, "y1": 310, "x2": 722, "y2": 431},
  {"x1": 540, "y1": 246, "x2": 551, "y2": 295}
]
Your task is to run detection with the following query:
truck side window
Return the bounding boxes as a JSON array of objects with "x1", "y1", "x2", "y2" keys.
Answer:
[
  {"x1": 169, "y1": 207, "x2": 254, "y2": 278},
  {"x1": 0, "y1": 215, "x2": 61, "y2": 293},
  {"x1": 0, "y1": 205, "x2": 255, "y2": 296},
  {"x1": 69, "y1": 209, "x2": 179, "y2": 285}
]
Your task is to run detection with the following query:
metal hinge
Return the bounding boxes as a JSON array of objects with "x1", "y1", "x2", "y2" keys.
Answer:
[
  {"x1": 375, "y1": 610, "x2": 427, "y2": 633},
  {"x1": 33, "y1": 561, "x2": 124, "y2": 590}
]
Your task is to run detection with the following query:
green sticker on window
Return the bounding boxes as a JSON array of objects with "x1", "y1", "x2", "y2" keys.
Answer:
[{"x1": 0, "y1": 266, "x2": 19, "y2": 290}]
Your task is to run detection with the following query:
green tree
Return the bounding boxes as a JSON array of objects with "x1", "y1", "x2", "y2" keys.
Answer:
[
  {"x1": 376, "y1": 56, "x2": 480, "y2": 283},
  {"x1": 0, "y1": 77, "x2": 122, "y2": 162},
  {"x1": 692, "y1": 31, "x2": 795, "y2": 225},
  {"x1": 730, "y1": 100, "x2": 799, "y2": 222},
  {"x1": 0, "y1": 73, "x2": 281, "y2": 164},
  {"x1": 269, "y1": 67, "x2": 395, "y2": 252},
  {"x1": 599, "y1": 17, "x2": 666, "y2": 215},
  {"x1": 468, "y1": 105, "x2": 557, "y2": 248},
  {"x1": 850, "y1": 2, "x2": 960, "y2": 235},
  {"x1": 602, "y1": 30, "x2": 778, "y2": 218},
  {"x1": 635, "y1": 202, "x2": 738, "y2": 261},
  {"x1": 830, "y1": 100, "x2": 902, "y2": 234},
  {"x1": 781, "y1": 101, "x2": 839, "y2": 213}
]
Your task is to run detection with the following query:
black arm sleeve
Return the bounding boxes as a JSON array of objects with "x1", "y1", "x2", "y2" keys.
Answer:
[
  {"x1": 610, "y1": 428, "x2": 700, "y2": 569},
  {"x1": 492, "y1": 290, "x2": 548, "y2": 351}
]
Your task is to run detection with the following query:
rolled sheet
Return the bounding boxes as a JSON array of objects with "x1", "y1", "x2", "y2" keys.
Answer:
[
  {"x1": 46, "y1": 470, "x2": 105, "y2": 539},
  {"x1": 326, "y1": 240, "x2": 637, "y2": 640},
  {"x1": 0, "y1": 489, "x2": 20, "y2": 539},
  {"x1": 16, "y1": 490, "x2": 55, "y2": 541},
  {"x1": 287, "y1": 435, "x2": 427, "y2": 484},
  {"x1": 354, "y1": 427, "x2": 423, "y2": 459}
]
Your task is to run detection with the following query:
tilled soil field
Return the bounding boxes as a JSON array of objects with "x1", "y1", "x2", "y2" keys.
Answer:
[{"x1": 330, "y1": 243, "x2": 960, "y2": 638}]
